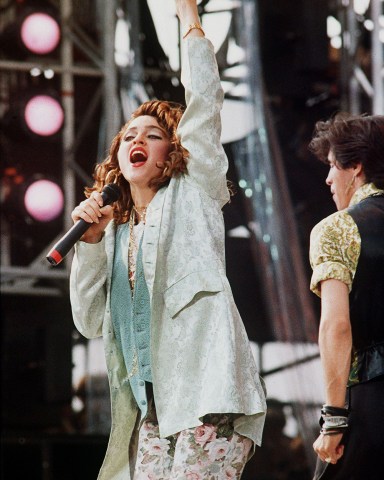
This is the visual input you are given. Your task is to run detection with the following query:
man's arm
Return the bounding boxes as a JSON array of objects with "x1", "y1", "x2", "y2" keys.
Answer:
[
  {"x1": 313, "y1": 278, "x2": 352, "y2": 464},
  {"x1": 319, "y1": 279, "x2": 352, "y2": 407}
]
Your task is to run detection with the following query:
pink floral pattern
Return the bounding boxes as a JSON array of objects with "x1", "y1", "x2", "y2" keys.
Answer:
[
  {"x1": 134, "y1": 413, "x2": 252, "y2": 479},
  {"x1": 194, "y1": 424, "x2": 217, "y2": 445}
]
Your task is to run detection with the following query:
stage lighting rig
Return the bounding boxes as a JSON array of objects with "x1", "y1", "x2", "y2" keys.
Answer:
[{"x1": 0, "y1": 3, "x2": 61, "y2": 59}]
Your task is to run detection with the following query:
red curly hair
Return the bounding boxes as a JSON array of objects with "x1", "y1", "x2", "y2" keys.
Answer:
[{"x1": 86, "y1": 100, "x2": 189, "y2": 224}]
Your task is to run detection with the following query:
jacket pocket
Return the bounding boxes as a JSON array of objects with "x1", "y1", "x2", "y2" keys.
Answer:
[{"x1": 163, "y1": 270, "x2": 223, "y2": 318}]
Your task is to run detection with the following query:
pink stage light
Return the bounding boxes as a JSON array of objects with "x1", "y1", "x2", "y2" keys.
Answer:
[
  {"x1": 20, "y1": 13, "x2": 60, "y2": 55},
  {"x1": 24, "y1": 179, "x2": 64, "y2": 222},
  {"x1": 24, "y1": 95, "x2": 64, "y2": 136}
]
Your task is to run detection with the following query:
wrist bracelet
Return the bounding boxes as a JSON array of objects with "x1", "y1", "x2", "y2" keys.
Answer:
[
  {"x1": 183, "y1": 23, "x2": 205, "y2": 39},
  {"x1": 321, "y1": 423, "x2": 348, "y2": 431},
  {"x1": 320, "y1": 428, "x2": 345, "y2": 436},
  {"x1": 319, "y1": 405, "x2": 349, "y2": 430},
  {"x1": 323, "y1": 416, "x2": 348, "y2": 427},
  {"x1": 321, "y1": 405, "x2": 349, "y2": 417}
]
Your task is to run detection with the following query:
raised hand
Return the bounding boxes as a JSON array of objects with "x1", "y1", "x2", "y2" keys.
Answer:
[{"x1": 175, "y1": 0, "x2": 203, "y2": 36}]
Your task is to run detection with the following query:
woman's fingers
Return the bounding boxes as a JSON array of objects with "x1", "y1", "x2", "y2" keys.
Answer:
[
  {"x1": 71, "y1": 192, "x2": 108, "y2": 224},
  {"x1": 71, "y1": 195, "x2": 114, "y2": 243},
  {"x1": 72, "y1": 200, "x2": 100, "y2": 224},
  {"x1": 90, "y1": 191, "x2": 104, "y2": 207}
]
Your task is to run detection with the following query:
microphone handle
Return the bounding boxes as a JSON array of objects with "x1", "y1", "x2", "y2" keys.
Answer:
[
  {"x1": 46, "y1": 219, "x2": 92, "y2": 266},
  {"x1": 46, "y1": 190, "x2": 112, "y2": 266}
]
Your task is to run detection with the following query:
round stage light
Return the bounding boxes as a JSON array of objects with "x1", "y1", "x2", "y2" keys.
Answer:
[
  {"x1": 24, "y1": 95, "x2": 64, "y2": 137},
  {"x1": 20, "y1": 12, "x2": 60, "y2": 55},
  {"x1": 24, "y1": 179, "x2": 64, "y2": 222}
]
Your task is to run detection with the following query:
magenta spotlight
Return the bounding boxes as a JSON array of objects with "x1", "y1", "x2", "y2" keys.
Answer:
[
  {"x1": 20, "y1": 12, "x2": 60, "y2": 55},
  {"x1": 24, "y1": 179, "x2": 64, "y2": 222},
  {"x1": 24, "y1": 95, "x2": 64, "y2": 136}
]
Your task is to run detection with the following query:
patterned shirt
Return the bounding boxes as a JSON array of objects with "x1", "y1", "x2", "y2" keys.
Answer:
[
  {"x1": 309, "y1": 182, "x2": 384, "y2": 386},
  {"x1": 310, "y1": 183, "x2": 384, "y2": 297}
]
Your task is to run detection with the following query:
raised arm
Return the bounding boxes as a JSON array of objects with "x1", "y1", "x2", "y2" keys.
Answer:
[
  {"x1": 176, "y1": 0, "x2": 204, "y2": 38},
  {"x1": 175, "y1": 0, "x2": 230, "y2": 205}
]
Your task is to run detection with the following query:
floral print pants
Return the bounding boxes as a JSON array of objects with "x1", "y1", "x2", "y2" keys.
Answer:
[{"x1": 132, "y1": 411, "x2": 253, "y2": 479}]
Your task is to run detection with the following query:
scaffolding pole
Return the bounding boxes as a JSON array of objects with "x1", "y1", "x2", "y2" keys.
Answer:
[
  {"x1": 0, "y1": 0, "x2": 118, "y2": 296},
  {"x1": 339, "y1": 0, "x2": 383, "y2": 114},
  {"x1": 371, "y1": 0, "x2": 384, "y2": 114}
]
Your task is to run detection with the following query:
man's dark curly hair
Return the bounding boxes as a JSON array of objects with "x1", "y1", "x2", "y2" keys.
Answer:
[{"x1": 308, "y1": 113, "x2": 384, "y2": 188}]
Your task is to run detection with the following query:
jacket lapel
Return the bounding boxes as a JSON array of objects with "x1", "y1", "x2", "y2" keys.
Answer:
[{"x1": 142, "y1": 187, "x2": 166, "y2": 297}]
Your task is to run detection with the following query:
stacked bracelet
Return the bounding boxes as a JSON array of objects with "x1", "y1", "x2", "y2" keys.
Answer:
[
  {"x1": 320, "y1": 428, "x2": 346, "y2": 436},
  {"x1": 319, "y1": 404, "x2": 349, "y2": 435},
  {"x1": 321, "y1": 405, "x2": 349, "y2": 417},
  {"x1": 183, "y1": 23, "x2": 205, "y2": 39}
]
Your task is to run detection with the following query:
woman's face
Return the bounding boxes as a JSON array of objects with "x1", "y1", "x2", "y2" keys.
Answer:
[
  {"x1": 117, "y1": 115, "x2": 171, "y2": 189},
  {"x1": 325, "y1": 150, "x2": 359, "y2": 210}
]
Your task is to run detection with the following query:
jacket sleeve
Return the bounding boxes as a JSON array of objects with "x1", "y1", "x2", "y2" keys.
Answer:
[
  {"x1": 69, "y1": 239, "x2": 108, "y2": 339},
  {"x1": 177, "y1": 37, "x2": 230, "y2": 206}
]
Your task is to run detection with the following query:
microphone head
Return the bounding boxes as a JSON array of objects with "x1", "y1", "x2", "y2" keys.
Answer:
[{"x1": 102, "y1": 183, "x2": 121, "y2": 204}]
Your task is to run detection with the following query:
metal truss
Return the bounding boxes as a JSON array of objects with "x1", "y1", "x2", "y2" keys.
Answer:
[
  {"x1": 338, "y1": 0, "x2": 383, "y2": 114},
  {"x1": 0, "y1": 0, "x2": 120, "y2": 296}
]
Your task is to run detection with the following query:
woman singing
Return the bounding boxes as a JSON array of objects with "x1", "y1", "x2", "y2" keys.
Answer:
[{"x1": 70, "y1": 1, "x2": 266, "y2": 478}]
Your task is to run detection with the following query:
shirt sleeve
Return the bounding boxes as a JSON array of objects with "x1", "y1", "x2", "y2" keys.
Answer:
[
  {"x1": 309, "y1": 210, "x2": 361, "y2": 297},
  {"x1": 70, "y1": 238, "x2": 108, "y2": 338},
  {"x1": 177, "y1": 37, "x2": 230, "y2": 206}
]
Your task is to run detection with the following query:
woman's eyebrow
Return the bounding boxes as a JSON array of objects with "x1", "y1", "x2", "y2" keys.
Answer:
[{"x1": 125, "y1": 125, "x2": 166, "y2": 134}]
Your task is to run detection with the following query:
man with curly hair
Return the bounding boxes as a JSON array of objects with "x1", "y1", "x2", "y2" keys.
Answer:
[{"x1": 309, "y1": 113, "x2": 384, "y2": 479}]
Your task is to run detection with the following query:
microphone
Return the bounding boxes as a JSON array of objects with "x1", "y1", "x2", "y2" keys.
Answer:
[{"x1": 46, "y1": 183, "x2": 121, "y2": 266}]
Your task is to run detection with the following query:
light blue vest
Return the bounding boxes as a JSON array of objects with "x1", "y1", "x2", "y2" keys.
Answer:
[{"x1": 110, "y1": 223, "x2": 152, "y2": 418}]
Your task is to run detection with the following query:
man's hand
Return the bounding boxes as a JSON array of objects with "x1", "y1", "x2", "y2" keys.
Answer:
[{"x1": 313, "y1": 432, "x2": 345, "y2": 464}]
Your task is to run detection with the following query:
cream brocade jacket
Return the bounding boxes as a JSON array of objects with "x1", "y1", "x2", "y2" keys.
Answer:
[{"x1": 70, "y1": 38, "x2": 266, "y2": 480}]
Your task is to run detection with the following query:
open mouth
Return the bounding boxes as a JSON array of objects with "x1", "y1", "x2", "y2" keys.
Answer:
[{"x1": 130, "y1": 148, "x2": 148, "y2": 165}]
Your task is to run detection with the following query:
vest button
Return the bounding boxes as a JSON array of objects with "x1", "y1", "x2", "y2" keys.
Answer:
[
  {"x1": 139, "y1": 380, "x2": 145, "y2": 386},
  {"x1": 141, "y1": 400, "x2": 146, "y2": 406}
]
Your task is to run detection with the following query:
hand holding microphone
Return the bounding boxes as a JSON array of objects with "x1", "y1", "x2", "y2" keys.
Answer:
[
  {"x1": 71, "y1": 189, "x2": 115, "y2": 243},
  {"x1": 46, "y1": 183, "x2": 121, "y2": 266}
]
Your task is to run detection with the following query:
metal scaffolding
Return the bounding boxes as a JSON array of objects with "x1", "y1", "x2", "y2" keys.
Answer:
[
  {"x1": 339, "y1": 0, "x2": 384, "y2": 114},
  {"x1": 0, "y1": 0, "x2": 120, "y2": 296}
]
